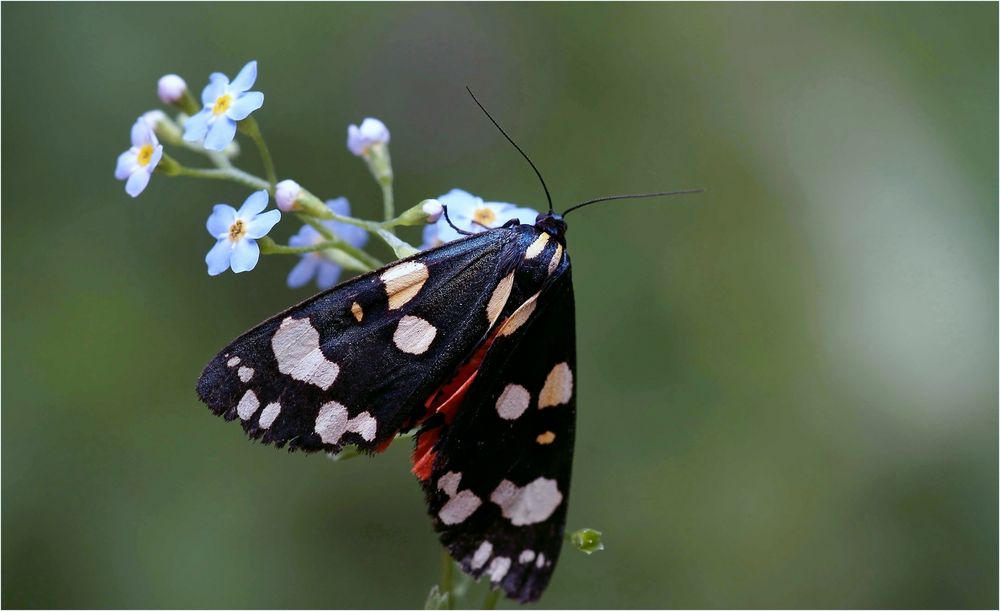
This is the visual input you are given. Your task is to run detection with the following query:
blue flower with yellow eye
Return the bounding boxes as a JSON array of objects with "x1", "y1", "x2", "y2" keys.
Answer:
[
  {"x1": 287, "y1": 197, "x2": 369, "y2": 290},
  {"x1": 420, "y1": 189, "x2": 539, "y2": 249},
  {"x1": 205, "y1": 190, "x2": 281, "y2": 276},
  {"x1": 184, "y1": 61, "x2": 264, "y2": 151},
  {"x1": 114, "y1": 119, "x2": 163, "y2": 198}
]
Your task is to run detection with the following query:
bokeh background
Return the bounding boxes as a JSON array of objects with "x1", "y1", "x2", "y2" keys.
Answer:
[{"x1": 2, "y1": 3, "x2": 996, "y2": 609}]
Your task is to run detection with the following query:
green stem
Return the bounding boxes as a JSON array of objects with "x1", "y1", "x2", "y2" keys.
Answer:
[
  {"x1": 239, "y1": 117, "x2": 277, "y2": 189},
  {"x1": 174, "y1": 166, "x2": 272, "y2": 193},
  {"x1": 258, "y1": 238, "x2": 346, "y2": 256},
  {"x1": 296, "y1": 215, "x2": 384, "y2": 269},
  {"x1": 380, "y1": 179, "x2": 395, "y2": 235},
  {"x1": 482, "y1": 588, "x2": 500, "y2": 610},
  {"x1": 440, "y1": 550, "x2": 455, "y2": 610}
]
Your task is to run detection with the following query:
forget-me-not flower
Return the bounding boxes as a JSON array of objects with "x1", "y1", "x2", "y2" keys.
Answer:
[
  {"x1": 347, "y1": 118, "x2": 390, "y2": 157},
  {"x1": 115, "y1": 119, "x2": 164, "y2": 198},
  {"x1": 287, "y1": 197, "x2": 369, "y2": 290},
  {"x1": 184, "y1": 61, "x2": 264, "y2": 151},
  {"x1": 205, "y1": 190, "x2": 281, "y2": 276},
  {"x1": 420, "y1": 189, "x2": 539, "y2": 249}
]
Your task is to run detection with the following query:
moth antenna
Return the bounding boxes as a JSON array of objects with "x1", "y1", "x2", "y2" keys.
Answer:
[
  {"x1": 466, "y1": 86, "x2": 554, "y2": 214},
  {"x1": 442, "y1": 204, "x2": 474, "y2": 236},
  {"x1": 562, "y1": 189, "x2": 704, "y2": 216}
]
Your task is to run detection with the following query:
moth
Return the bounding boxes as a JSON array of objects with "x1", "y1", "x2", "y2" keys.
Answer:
[{"x1": 196, "y1": 91, "x2": 698, "y2": 602}]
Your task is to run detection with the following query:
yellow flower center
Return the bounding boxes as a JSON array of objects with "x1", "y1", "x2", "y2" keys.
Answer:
[
  {"x1": 228, "y1": 219, "x2": 246, "y2": 242},
  {"x1": 136, "y1": 144, "x2": 155, "y2": 167},
  {"x1": 212, "y1": 93, "x2": 233, "y2": 116},
  {"x1": 472, "y1": 207, "x2": 497, "y2": 227}
]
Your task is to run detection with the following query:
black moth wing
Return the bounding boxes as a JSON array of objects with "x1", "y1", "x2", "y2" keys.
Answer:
[
  {"x1": 421, "y1": 233, "x2": 576, "y2": 603},
  {"x1": 197, "y1": 228, "x2": 525, "y2": 455}
]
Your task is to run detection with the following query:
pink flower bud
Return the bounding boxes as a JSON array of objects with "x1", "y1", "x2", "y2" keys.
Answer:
[
  {"x1": 157, "y1": 74, "x2": 187, "y2": 104},
  {"x1": 421, "y1": 199, "x2": 443, "y2": 223},
  {"x1": 275, "y1": 179, "x2": 303, "y2": 212}
]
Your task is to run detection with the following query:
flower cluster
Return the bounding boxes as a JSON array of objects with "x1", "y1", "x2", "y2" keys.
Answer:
[{"x1": 113, "y1": 59, "x2": 537, "y2": 286}]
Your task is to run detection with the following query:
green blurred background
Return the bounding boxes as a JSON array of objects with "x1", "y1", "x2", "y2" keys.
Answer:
[{"x1": 3, "y1": 3, "x2": 996, "y2": 608}]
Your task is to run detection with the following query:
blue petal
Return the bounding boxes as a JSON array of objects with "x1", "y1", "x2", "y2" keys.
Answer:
[
  {"x1": 326, "y1": 197, "x2": 351, "y2": 216},
  {"x1": 125, "y1": 169, "x2": 150, "y2": 197},
  {"x1": 201, "y1": 73, "x2": 229, "y2": 106},
  {"x1": 131, "y1": 120, "x2": 154, "y2": 147},
  {"x1": 203, "y1": 117, "x2": 237, "y2": 151},
  {"x1": 434, "y1": 220, "x2": 463, "y2": 244},
  {"x1": 238, "y1": 190, "x2": 269, "y2": 218},
  {"x1": 230, "y1": 239, "x2": 260, "y2": 273},
  {"x1": 226, "y1": 91, "x2": 263, "y2": 121},
  {"x1": 182, "y1": 110, "x2": 211, "y2": 143},
  {"x1": 420, "y1": 223, "x2": 440, "y2": 250},
  {"x1": 149, "y1": 145, "x2": 164, "y2": 170},
  {"x1": 288, "y1": 224, "x2": 320, "y2": 248},
  {"x1": 205, "y1": 239, "x2": 232, "y2": 276},
  {"x1": 244, "y1": 209, "x2": 280, "y2": 239},
  {"x1": 115, "y1": 150, "x2": 136, "y2": 180},
  {"x1": 316, "y1": 260, "x2": 342, "y2": 289},
  {"x1": 206, "y1": 204, "x2": 238, "y2": 238},
  {"x1": 287, "y1": 256, "x2": 319, "y2": 288},
  {"x1": 333, "y1": 221, "x2": 368, "y2": 248},
  {"x1": 230, "y1": 61, "x2": 258, "y2": 93},
  {"x1": 438, "y1": 189, "x2": 480, "y2": 217}
]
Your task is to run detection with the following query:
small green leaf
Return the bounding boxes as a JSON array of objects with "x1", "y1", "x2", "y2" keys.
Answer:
[{"x1": 570, "y1": 528, "x2": 605, "y2": 554}]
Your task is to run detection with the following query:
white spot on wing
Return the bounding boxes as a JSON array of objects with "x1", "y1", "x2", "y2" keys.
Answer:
[
  {"x1": 437, "y1": 471, "x2": 462, "y2": 498},
  {"x1": 381, "y1": 261, "x2": 429, "y2": 310},
  {"x1": 351, "y1": 301, "x2": 363, "y2": 322},
  {"x1": 271, "y1": 317, "x2": 340, "y2": 390},
  {"x1": 348, "y1": 411, "x2": 377, "y2": 441},
  {"x1": 525, "y1": 232, "x2": 550, "y2": 259},
  {"x1": 536, "y1": 553, "x2": 546, "y2": 568},
  {"x1": 438, "y1": 490, "x2": 482, "y2": 525},
  {"x1": 495, "y1": 384, "x2": 531, "y2": 420},
  {"x1": 236, "y1": 390, "x2": 259, "y2": 421},
  {"x1": 226, "y1": 356, "x2": 240, "y2": 367},
  {"x1": 471, "y1": 541, "x2": 493, "y2": 570},
  {"x1": 259, "y1": 402, "x2": 281, "y2": 429},
  {"x1": 519, "y1": 550, "x2": 536, "y2": 564},
  {"x1": 393, "y1": 316, "x2": 437, "y2": 354},
  {"x1": 539, "y1": 362, "x2": 573, "y2": 408},
  {"x1": 486, "y1": 272, "x2": 515, "y2": 327},
  {"x1": 487, "y1": 556, "x2": 511, "y2": 583},
  {"x1": 489, "y1": 477, "x2": 563, "y2": 526},
  {"x1": 314, "y1": 401, "x2": 377, "y2": 444},
  {"x1": 237, "y1": 366, "x2": 254, "y2": 382},
  {"x1": 499, "y1": 293, "x2": 538, "y2": 337},
  {"x1": 315, "y1": 401, "x2": 349, "y2": 444}
]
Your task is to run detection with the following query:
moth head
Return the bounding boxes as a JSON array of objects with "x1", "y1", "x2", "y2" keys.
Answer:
[{"x1": 534, "y1": 212, "x2": 567, "y2": 242}]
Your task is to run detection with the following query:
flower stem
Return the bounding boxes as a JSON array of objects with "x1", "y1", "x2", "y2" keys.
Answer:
[
  {"x1": 482, "y1": 588, "x2": 500, "y2": 610},
  {"x1": 260, "y1": 231, "x2": 382, "y2": 272},
  {"x1": 239, "y1": 117, "x2": 277, "y2": 189},
  {"x1": 440, "y1": 550, "x2": 455, "y2": 609},
  {"x1": 380, "y1": 179, "x2": 395, "y2": 235},
  {"x1": 174, "y1": 165, "x2": 272, "y2": 193},
  {"x1": 296, "y1": 215, "x2": 384, "y2": 269}
]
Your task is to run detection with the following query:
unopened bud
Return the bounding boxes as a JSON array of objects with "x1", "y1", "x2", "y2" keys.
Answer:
[
  {"x1": 157, "y1": 74, "x2": 188, "y2": 104},
  {"x1": 275, "y1": 179, "x2": 303, "y2": 212},
  {"x1": 394, "y1": 199, "x2": 445, "y2": 226},
  {"x1": 421, "y1": 199, "x2": 443, "y2": 223}
]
